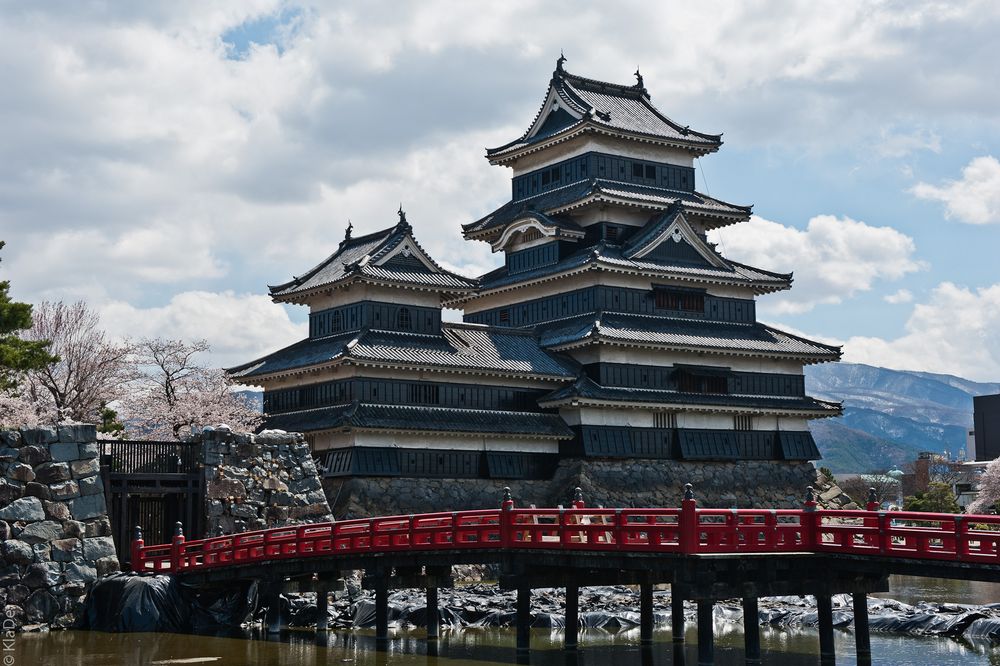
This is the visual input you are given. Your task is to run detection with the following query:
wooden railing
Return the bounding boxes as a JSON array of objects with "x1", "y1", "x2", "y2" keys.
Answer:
[
  {"x1": 131, "y1": 492, "x2": 1000, "y2": 575},
  {"x1": 107, "y1": 440, "x2": 200, "y2": 475}
]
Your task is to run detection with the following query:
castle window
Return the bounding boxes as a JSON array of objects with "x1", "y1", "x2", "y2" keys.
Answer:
[
  {"x1": 499, "y1": 309, "x2": 510, "y2": 324},
  {"x1": 655, "y1": 289, "x2": 704, "y2": 312},
  {"x1": 397, "y1": 308, "x2": 411, "y2": 330},
  {"x1": 408, "y1": 384, "x2": 440, "y2": 405},
  {"x1": 605, "y1": 226, "x2": 619, "y2": 242},
  {"x1": 632, "y1": 162, "x2": 644, "y2": 178},
  {"x1": 734, "y1": 415, "x2": 753, "y2": 431},
  {"x1": 654, "y1": 412, "x2": 678, "y2": 429},
  {"x1": 331, "y1": 310, "x2": 343, "y2": 332},
  {"x1": 645, "y1": 165, "x2": 656, "y2": 179}
]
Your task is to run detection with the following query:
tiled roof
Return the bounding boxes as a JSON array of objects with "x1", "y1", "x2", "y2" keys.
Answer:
[
  {"x1": 264, "y1": 402, "x2": 574, "y2": 438},
  {"x1": 464, "y1": 178, "x2": 750, "y2": 237},
  {"x1": 475, "y1": 240, "x2": 790, "y2": 293},
  {"x1": 537, "y1": 311, "x2": 842, "y2": 361},
  {"x1": 539, "y1": 376, "x2": 841, "y2": 414},
  {"x1": 269, "y1": 217, "x2": 476, "y2": 300},
  {"x1": 228, "y1": 324, "x2": 578, "y2": 381},
  {"x1": 487, "y1": 67, "x2": 722, "y2": 159}
]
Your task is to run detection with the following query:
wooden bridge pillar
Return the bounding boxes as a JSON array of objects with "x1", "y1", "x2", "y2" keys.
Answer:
[
  {"x1": 516, "y1": 585, "x2": 531, "y2": 655},
  {"x1": 696, "y1": 599, "x2": 714, "y2": 666},
  {"x1": 853, "y1": 592, "x2": 871, "y2": 665},
  {"x1": 262, "y1": 582, "x2": 287, "y2": 634},
  {"x1": 640, "y1": 582, "x2": 654, "y2": 645},
  {"x1": 817, "y1": 593, "x2": 836, "y2": 664},
  {"x1": 742, "y1": 596, "x2": 761, "y2": 664},
  {"x1": 316, "y1": 581, "x2": 329, "y2": 632},
  {"x1": 374, "y1": 574, "x2": 389, "y2": 649},
  {"x1": 426, "y1": 586, "x2": 439, "y2": 641},
  {"x1": 564, "y1": 583, "x2": 579, "y2": 650},
  {"x1": 671, "y1": 592, "x2": 685, "y2": 642}
]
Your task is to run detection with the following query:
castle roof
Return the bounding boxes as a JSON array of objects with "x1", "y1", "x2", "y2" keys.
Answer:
[
  {"x1": 487, "y1": 61, "x2": 722, "y2": 164},
  {"x1": 537, "y1": 311, "x2": 842, "y2": 363},
  {"x1": 270, "y1": 213, "x2": 476, "y2": 303},
  {"x1": 265, "y1": 402, "x2": 573, "y2": 439},
  {"x1": 228, "y1": 323, "x2": 578, "y2": 382}
]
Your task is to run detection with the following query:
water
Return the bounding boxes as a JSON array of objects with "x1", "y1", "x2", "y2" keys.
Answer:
[{"x1": 12, "y1": 576, "x2": 1000, "y2": 666}]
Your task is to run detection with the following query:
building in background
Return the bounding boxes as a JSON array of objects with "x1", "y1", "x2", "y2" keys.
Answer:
[{"x1": 974, "y1": 393, "x2": 1000, "y2": 461}]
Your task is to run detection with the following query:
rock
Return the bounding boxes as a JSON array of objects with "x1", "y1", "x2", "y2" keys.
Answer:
[
  {"x1": 230, "y1": 503, "x2": 258, "y2": 520},
  {"x1": 49, "y1": 442, "x2": 81, "y2": 463},
  {"x1": 43, "y1": 501, "x2": 71, "y2": 521},
  {"x1": 78, "y1": 475, "x2": 103, "y2": 496},
  {"x1": 31, "y1": 543, "x2": 51, "y2": 563},
  {"x1": 0, "y1": 430, "x2": 23, "y2": 447},
  {"x1": 5, "y1": 584, "x2": 29, "y2": 605},
  {"x1": 95, "y1": 556, "x2": 120, "y2": 577},
  {"x1": 0, "y1": 496, "x2": 45, "y2": 521},
  {"x1": 0, "y1": 479, "x2": 22, "y2": 505},
  {"x1": 62, "y1": 520, "x2": 85, "y2": 539},
  {"x1": 24, "y1": 482, "x2": 51, "y2": 501},
  {"x1": 819, "y1": 487, "x2": 843, "y2": 502},
  {"x1": 82, "y1": 536, "x2": 116, "y2": 562},
  {"x1": 70, "y1": 459, "x2": 99, "y2": 478},
  {"x1": 57, "y1": 423, "x2": 97, "y2": 443},
  {"x1": 34, "y1": 462, "x2": 71, "y2": 484},
  {"x1": 8, "y1": 463, "x2": 35, "y2": 483},
  {"x1": 0, "y1": 446, "x2": 19, "y2": 462},
  {"x1": 18, "y1": 445, "x2": 51, "y2": 466},
  {"x1": 50, "y1": 538, "x2": 82, "y2": 563},
  {"x1": 22, "y1": 562, "x2": 62, "y2": 588},
  {"x1": 3, "y1": 604, "x2": 25, "y2": 630},
  {"x1": 49, "y1": 481, "x2": 80, "y2": 501},
  {"x1": 69, "y1": 494, "x2": 106, "y2": 521},
  {"x1": 1, "y1": 539, "x2": 35, "y2": 566},
  {"x1": 78, "y1": 442, "x2": 99, "y2": 459},
  {"x1": 0, "y1": 520, "x2": 9, "y2": 540},
  {"x1": 24, "y1": 589, "x2": 59, "y2": 623},
  {"x1": 18, "y1": 521, "x2": 64, "y2": 544},
  {"x1": 20, "y1": 427, "x2": 58, "y2": 446},
  {"x1": 207, "y1": 477, "x2": 247, "y2": 501},
  {"x1": 84, "y1": 516, "x2": 112, "y2": 537},
  {"x1": 63, "y1": 562, "x2": 97, "y2": 584}
]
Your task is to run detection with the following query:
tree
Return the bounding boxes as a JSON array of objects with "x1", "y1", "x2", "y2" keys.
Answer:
[
  {"x1": 839, "y1": 470, "x2": 900, "y2": 508},
  {"x1": 968, "y1": 459, "x2": 1000, "y2": 514},
  {"x1": 20, "y1": 300, "x2": 135, "y2": 423},
  {"x1": 97, "y1": 401, "x2": 126, "y2": 439},
  {"x1": 119, "y1": 338, "x2": 262, "y2": 440},
  {"x1": 903, "y1": 481, "x2": 961, "y2": 514},
  {"x1": 0, "y1": 241, "x2": 57, "y2": 392}
]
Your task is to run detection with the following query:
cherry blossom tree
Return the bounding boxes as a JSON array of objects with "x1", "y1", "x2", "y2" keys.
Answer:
[
  {"x1": 119, "y1": 338, "x2": 262, "y2": 440},
  {"x1": 968, "y1": 460, "x2": 1000, "y2": 514}
]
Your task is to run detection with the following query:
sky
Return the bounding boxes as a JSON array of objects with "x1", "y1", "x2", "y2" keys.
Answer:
[{"x1": 1, "y1": 1, "x2": 1000, "y2": 381}]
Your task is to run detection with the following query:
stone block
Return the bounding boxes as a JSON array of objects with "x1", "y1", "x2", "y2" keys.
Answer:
[
  {"x1": 63, "y1": 562, "x2": 97, "y2": 584},
  {"x1": 78, "y1": 442, "x2": 100, "y2": 459},
  {"x1": 1, "y1": 539, "x2": 34, "y2": 566},
  {"x1": 35, "y1": 462, "x2": 71, "y2": 484},
  {"x1": 0, "y1": 479, "x2": 23, "y2": 505},
  {"x1": 49, "y1": 442, "x2": 81, "y2": 463},
  {"x1": 82, "y1": 536, "x2": 116, "y2": 562},
  {"x1": 8, "y1": 462, "x2": 35, "y2": 483},
  {"x1": 207, "y1": 500, "x2": 224, "y2": 517},
  {"x1": 22, "y1": 562, "x2": 62, "y2": 588},
  {"x1": 0, "y1": 429, "x2": 22, "y2": 448},
  {"x1": 24, "y1": 589, "x2": 58, "y2": 623},
  {"x1": 0, "y1": 496, "x2": 44, "y2": 521},
  {"x1": 18, "y1": 445, "x2": 50, "y2": 466},
  {"x1": 84, "y1": 516, "x2": 111, "y2": 537},
  {"x1": 257, "y1": 430, "x2": 294, "y2": 446},
  {"x1": 24, "y1": 482, "x2": 51, "y2": 501},
  {"x1": 230, "y1": 503, "x2": 258, "y2": 520},
  {"x1": 95, "y1": 556, "x2": 120, "y2": 578},
  {"x1": 0, "y1": 520, "x2": 8, "y2": 540},
  {"x1": 31, "y1": 543, "x2": 51, "y2": 563},
  {"x1": 70, "y1": 458, "x2": 100, "y2": 478},
  {"x1": 49, "y1": 481, "x2": 80, "y2": 501},
  {"x1": 69, "y1": 494, "x2": 106, "y2": 521},
  {"x1": 42, "y1": 501, "x2": 70, "y2": 522},
  {"x1": 78, "y1": 475, "x2": 102, "y2": 496},
  {"x1": 289, "y1": 477, "x2": 320, "y2": 494},
  {"x1": 207, "y1": 477, "x2": 246, "y2": 501},
  {"x1": 0, "y1": 447, "x2": 18, "y2": 463},
  {"x1": 18, "y1": 520, "x2": 64, "y2": 544},
  {"x1": 20, "y1": 427, "x2": 57, "y2": 446},
  {"x1": 819, "y1": 487, "x2": 843, "y2": 502},
  {"x1": 0, "y1": 565, "x2": 21, "y2": 587},
  {"x1": 50, "y1": 539, "x2": 81, "y2": 563},
  {"x1": 57, "y1": 423, "x2": 97, "y2": 443},
  {"x1": 62, "y1": 520, "x2": 85, "y2": 539}
]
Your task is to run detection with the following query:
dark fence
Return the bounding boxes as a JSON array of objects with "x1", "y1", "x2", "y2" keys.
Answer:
[{"x1": 106, "y1": 439, "x2": 201, "y2": 474}]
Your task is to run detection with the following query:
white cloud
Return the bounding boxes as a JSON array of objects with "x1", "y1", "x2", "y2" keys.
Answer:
[
  {"x1": 844, "y1": 282, "x2": 1000, "y2": 382},
  {"x1": 884, "y1": 288, "x2": 914, "y2": 304},
  {"x1": 710, "y1": 215, "x2": 924, "y2": 314},
  {"x1": 875, "y1": 127, "x2": 941, "y2": 158},
  {"x1": 911, "y1": 156, "x2": 1000, "y2": 225},
  {"x1": 98, "y1": 291, "x2": 306, "y2": 371}
]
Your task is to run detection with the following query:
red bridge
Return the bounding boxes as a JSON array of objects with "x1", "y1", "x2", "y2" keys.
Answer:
[{"x1": 132, "y1": 487, "x2": 1000, "y2": 666}]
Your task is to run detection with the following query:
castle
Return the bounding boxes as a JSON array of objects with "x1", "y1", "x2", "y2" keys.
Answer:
[{"x1": 229, "y1": 59, "x2": 842, "y2": 516}]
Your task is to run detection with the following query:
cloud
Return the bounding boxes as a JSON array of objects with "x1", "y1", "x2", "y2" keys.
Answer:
[
  {"x1": 98, "y1": 291, "x2": 306, "y2": 372},
  {"x1": 844, "y1": 282, "x2": 1000, "y2": 382},
  {"x1": 911, "y1": 156, "x2": 1000, "y2": 225},
  {"x1": 875, "y1": 127, "x2": 941, "y2": 158},
  {"x1": 710, "y1": 215, "x2": 924, "y2": 314},
  {"x1": 884, "y1": 289, "x2": 914, "y2": 304}
]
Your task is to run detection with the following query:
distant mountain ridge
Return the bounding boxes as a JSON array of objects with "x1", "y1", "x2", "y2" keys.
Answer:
[{"x1": 805, "y1": 363, "x2": 1000, "y2": 473}]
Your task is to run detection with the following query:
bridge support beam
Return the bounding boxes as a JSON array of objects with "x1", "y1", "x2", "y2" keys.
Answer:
[
  {"x1": 672, "y1": 592, "x2": 685, "y2": 642},
  {"x1": 262, "y1": 582, "x2": 287, "y2": 634},
  {"x1": 374, "y1": 575, "x2": 389, "y2": 649},
  {"x1": 640, "y1": 582, "x2": 654, "y2": 645},
  {"x1": 565, "y1": 583, "x2": 579, "y2": 650},
  {"x1": 516, "y1": 585, "x2": 531, "y2": 656},
  {"x1": 697, "y1": 599, "x2": 714, "y2": 666},
  {"x1": 817, "y1": 593, "x2": 836, "y2": 665},
  {"x1": 853, "y1": 592, "x2": 871, "y2": 665},
  {"x1": 742, "y1": 596, "x2": 761, "y2": 664},
  {"x1": 316, "y1": 583, "x2": 329, "y2": 632},
  {"x1": 426, "y1": 586, "x2": 439, "y2": 641}
]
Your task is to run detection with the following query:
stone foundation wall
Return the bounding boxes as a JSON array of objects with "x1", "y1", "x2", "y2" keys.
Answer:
[
  {"x1": 0, "y1": 425, "x2": 118, "y2": 631},
  {"x1": 202, "y1": 427, "x2": 334, "y2": 535},
  {"x1": 324, "y1": 458, "x2": 821, "y2": 517}
]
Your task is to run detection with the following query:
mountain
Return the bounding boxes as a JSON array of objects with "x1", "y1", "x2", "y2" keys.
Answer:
[{"x1": 805, "y1": 363, "x2": 1000, "y2": 474}]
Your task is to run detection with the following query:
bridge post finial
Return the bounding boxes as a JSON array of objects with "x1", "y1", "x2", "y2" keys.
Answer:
[
  {"x1": 803, "y1": 486, "x2": 817, "y2": 511},
  {"x1": 683, "y1": 483, "x2": 695, "y2": 501},
  {"x1": 573, "y1": 487, "x2": 585, "y2": 509},
  {"x1": 174, "y1": 521, "x2": 184, "y2": 538},
  {"x1": 866, "y1": 487, "x2": 879, "y2": 511},
  {"x1": 680, "y1": 483, "x2": 698, "y2": 554},
  {"x1": 501, "y1": 487, "x2": 514, "y2": 510},
  {"x1": 171, "y1": 521, "x2": 186, "y2": 574},
  {"x1": 130, "y1": 525, "x2": 144, "y2": 574}
]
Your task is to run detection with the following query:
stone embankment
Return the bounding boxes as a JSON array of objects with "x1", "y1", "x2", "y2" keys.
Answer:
[{"x1": 0, "y1": 425, "x2": 118, "y2": 631}]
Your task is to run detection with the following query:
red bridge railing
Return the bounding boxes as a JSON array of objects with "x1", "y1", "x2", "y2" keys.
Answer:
[{"x1": 131, "y1": 486, "x2": 1000, "y2": 575}]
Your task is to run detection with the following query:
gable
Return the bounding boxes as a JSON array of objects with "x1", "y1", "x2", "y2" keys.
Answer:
[
  {"x1": 625, "y1": 210, "x2": 730, "y2": 270},
  {"x1": 373, "y1": 233, "x2": 441, "y2": 273}
]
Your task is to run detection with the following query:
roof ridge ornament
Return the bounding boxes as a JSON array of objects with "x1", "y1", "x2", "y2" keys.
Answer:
[
  {"x1": 397, "y1": 204, "x2": 409, "y2": 228},
  {"x1": 344, "y1": 220, "x2": 353, "y2": 242},
  {"x1": 556, "y1": 50, "x2": 567, "y2": 74},
  {"x1": 634, "y1": 67, "x2": 644, "y2": 90}
]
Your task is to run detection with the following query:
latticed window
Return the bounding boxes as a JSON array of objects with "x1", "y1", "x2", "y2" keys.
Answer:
[
  {"x1": 654, "y1": 412, "x2": 678, "y2": 429},
  {"x1": 331, "y1": 310, "x2": 343, "y2": 332},
  {"x1": 397, "y1": 307, "x2": 411, "y2": 330},
  {"x1": 734, "y1": 415, "x2": 753, "y2": 431},
  {"x1": 498, "y1": 309, "x2": 510, "y2": 324},
  {"x1": 654, "y1": 289, "x2": 705, "y2": 312}
]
